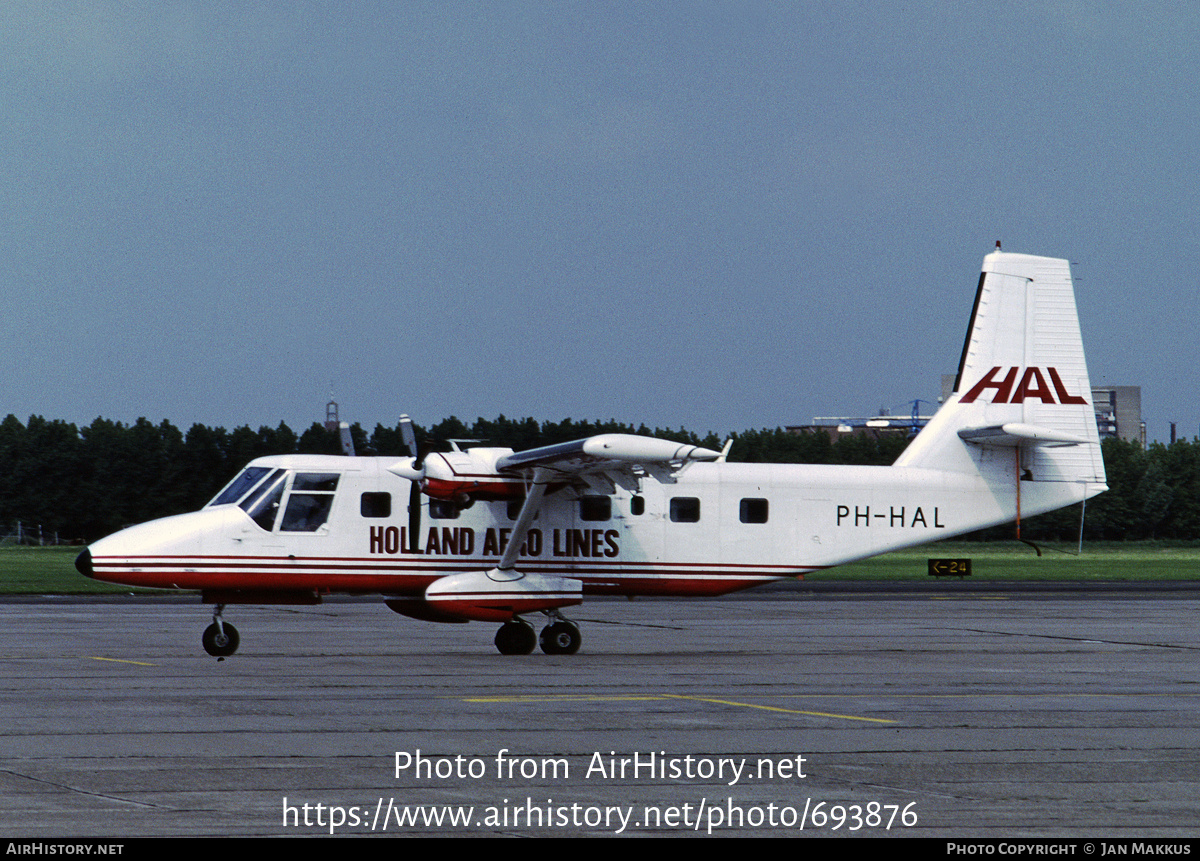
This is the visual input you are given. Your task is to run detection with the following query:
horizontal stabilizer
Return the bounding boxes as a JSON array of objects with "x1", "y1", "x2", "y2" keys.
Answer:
[{"x1": 957, "y1": 423, "x2": 1092, "y2": 447}]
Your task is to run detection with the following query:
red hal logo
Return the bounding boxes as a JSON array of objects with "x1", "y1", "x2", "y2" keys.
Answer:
[{"x1": 960, "y1": 367, "x2": 1088, "y2": 405}]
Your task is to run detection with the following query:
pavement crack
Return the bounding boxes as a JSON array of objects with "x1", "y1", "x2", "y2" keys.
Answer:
[
  {"x1": 945, "y1": 627, "x2": 1200, "y2": 650},
  {"x1": 1, "y1": 768, "x2": 171, "y2": 810}
]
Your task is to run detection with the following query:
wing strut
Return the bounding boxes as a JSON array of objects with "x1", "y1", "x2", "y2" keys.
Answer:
[{"x1": 494, "y1": 467, "x2": 554, "y2": 577}]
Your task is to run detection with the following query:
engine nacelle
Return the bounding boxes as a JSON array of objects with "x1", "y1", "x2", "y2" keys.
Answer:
[
  {"x1": 422, "y1": 448, "x2": 526, "y2": 502},
  {"x1": 388, "y1": 447, "x2": 527, "y2": 502}
]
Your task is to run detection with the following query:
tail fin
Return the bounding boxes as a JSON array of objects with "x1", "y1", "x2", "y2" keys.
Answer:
[{"x1": 896, "y1": 248, "x2": 1106, "y2": 515}]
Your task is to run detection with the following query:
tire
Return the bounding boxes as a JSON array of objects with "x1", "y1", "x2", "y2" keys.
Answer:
[
  {"x1": 202, "y1": 621, "x2": 240, "y2": 657},
  {"x1": 494, "y1": 620, "x2": 536, "y2": 655},
  {"x1": 539, "y1": 621, "x2": 581, "y2": 655}
]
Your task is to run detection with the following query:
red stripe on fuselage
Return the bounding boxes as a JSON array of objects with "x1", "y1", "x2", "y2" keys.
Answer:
[{"x1": 88, "y1": 554, "x2": 814, "y2": 598}]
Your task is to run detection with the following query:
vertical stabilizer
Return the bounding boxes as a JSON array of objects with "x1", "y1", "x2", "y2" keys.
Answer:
[{"x1": 896, "y1": 250, "x2": 1106, "y2": 513}]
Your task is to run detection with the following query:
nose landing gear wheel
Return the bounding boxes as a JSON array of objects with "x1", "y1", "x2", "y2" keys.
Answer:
[
  {"x1": 539, "y1": 620, "x2": 581, "y2": 655},
  {"x1": 202, "y1": 621, "x2": 239, "y2": 657},
  {"x1": 494, "y1": 619, "x2": 537, "y2": 655}
]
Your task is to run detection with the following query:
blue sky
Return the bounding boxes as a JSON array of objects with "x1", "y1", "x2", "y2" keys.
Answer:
[{"x1": 3, "y1": 2, "x2": 1196, "y2": 443}]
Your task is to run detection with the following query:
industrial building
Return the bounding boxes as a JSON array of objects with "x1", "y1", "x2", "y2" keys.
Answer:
[{"x1": 790, "y1": 380, "x2": 1143, "y2": 445}]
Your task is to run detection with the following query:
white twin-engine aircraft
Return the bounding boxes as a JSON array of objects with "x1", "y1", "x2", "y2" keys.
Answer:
[{"x1": 77, "y1": 247, "x2": 1107, "y2": 656}]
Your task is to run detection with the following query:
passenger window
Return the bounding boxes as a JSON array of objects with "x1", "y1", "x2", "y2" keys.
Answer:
[
  {"x1": 740, "y1": 498, "x2": 769, "y2": 524},
  {"x1": 506, "y1": 499, "x2": 539, "y2": 521},
  {"x1": 669, "y1": 497, "x2": 700, "y2": 523},
  {"x1": 630, "y1": 496, "x2": 645, "y2": 515},
  {"x1": 579, "y1": 496, "x2": 611, "y2": 521},
  {"x1": 361, "y1": 492, "x2": 391, "y2": 518},
  {"x1": 429, "y1": 499, "x2": 460, "y2": 520}
]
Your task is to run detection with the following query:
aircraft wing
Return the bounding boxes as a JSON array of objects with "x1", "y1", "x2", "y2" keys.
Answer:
[
  {"x1": 495, "y1": 433, "x2": 721, "y2": 477},
  {"x1": 491, "y1": 434, "x2": 720, "y2": 574}
]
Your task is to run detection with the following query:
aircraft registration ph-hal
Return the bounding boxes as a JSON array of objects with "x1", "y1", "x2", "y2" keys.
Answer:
[{"x1": 77, "y1": 246, "x2": 1107, "y2": 656}]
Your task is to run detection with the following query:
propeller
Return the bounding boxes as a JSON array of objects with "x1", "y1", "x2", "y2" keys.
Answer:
[
  {"x1": 390, "y1": 414, "x2": 426, "y2": 480},
  {"x1": 391, "y1": 414, "x2": 478, "y2": 511}
]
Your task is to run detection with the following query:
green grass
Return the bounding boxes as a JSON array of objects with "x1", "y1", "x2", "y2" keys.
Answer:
[
  {"x1": 0, "y1": 546, "x2": 149, "y2": 594},
  {"x1": 4, "y1": 540, "x2": 1200, "y2": 595},
  {"x1": 820, "y1": 540, "x2": 1200, "y2": 582}
]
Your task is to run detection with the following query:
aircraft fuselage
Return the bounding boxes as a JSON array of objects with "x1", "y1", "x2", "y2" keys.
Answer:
[{"x1": 80, "y1": 451, "x2": 1083, "y2": 600}]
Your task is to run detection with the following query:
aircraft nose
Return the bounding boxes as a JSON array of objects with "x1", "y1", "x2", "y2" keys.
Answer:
[{"x1": 75, "y1": 548, "x2": 94, "y2": 579}]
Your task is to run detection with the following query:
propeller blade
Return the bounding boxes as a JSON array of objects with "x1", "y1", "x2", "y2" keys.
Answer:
[
  {"x1": 399, "y1": 415, "x2": 420, "y2": 463},
  {"x1": 398, "y1": 415, "x2": 424, "y2": 554},
  {"x1": 386, "y1": 414, "x2": 426, "y2": 481}
]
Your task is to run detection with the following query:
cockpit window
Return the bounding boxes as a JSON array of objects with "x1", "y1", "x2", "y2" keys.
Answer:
[
  {"x1": 209, "y1": 466, "x2": 273, "y2": 507},
  {"x1": 279, "y1": 473, "x2": 340, "y2": 532},
  {"x1": 291, "y1": 473, "x2": 339, "y2": 493},
  {"x1": 234, "y1": 470, "x2": 341, "y2": 533},
  {"x1": 241, "y1": 471, "x2": 287, "y2": 531}
]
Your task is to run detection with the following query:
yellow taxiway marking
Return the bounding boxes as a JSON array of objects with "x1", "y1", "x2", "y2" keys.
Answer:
[
  {"x1": 664, "y1": 694, "x2": 897, "y2": 724},
  {"x1": 462, "y1": 693, "x2": 895, "y2": 724},
  {"x1": 85, "y1": 656, "x2": 156, "y2": 666}
]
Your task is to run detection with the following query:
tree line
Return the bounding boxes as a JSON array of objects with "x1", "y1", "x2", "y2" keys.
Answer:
[{"x1": 0, "y1": 412, "x2": 1192, "y2": 543}]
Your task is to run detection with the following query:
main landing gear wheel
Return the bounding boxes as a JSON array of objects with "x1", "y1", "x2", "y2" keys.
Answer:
[
  {"x1": 494, "y1": 620, "x2": 537, "y2": 655},
  {"x1": 202, "y1": 621, "x2": 239, "y2": 657},
  {"x1": 539, "y1": 620, "x2": 581, "y2": 655}
]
